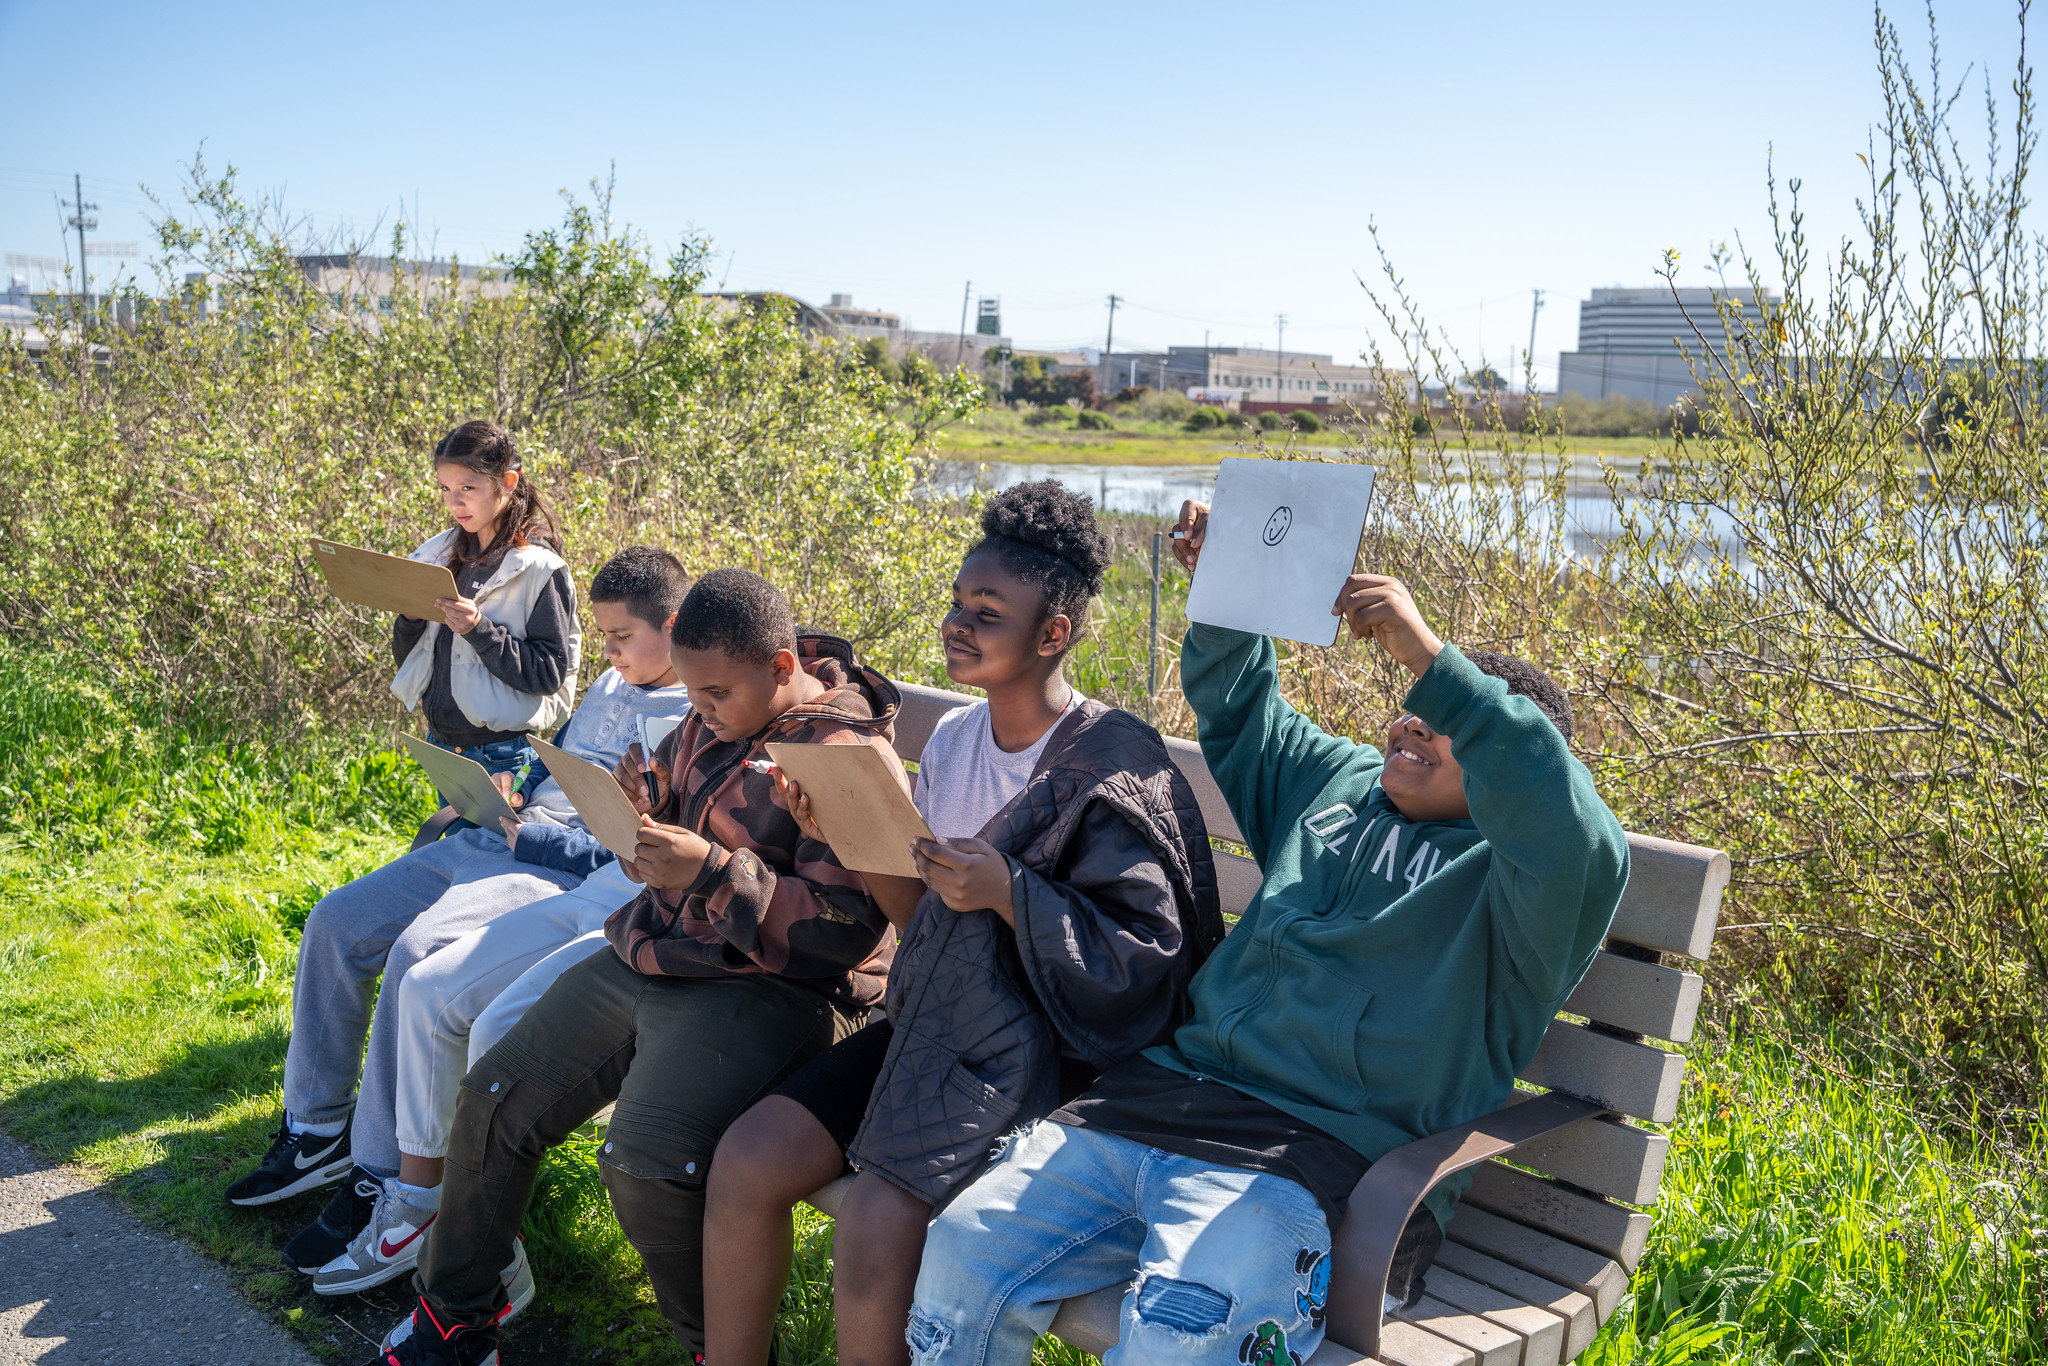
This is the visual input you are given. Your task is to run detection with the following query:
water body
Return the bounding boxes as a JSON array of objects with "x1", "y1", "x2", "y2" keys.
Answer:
[{"x1": 925, "y1": 458, "x2": 1745, "y2": 565}]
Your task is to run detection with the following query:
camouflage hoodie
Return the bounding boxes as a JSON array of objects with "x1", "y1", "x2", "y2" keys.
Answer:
[{"x1": 603, "y1": 633, "x2": 900, "y2": 1009}]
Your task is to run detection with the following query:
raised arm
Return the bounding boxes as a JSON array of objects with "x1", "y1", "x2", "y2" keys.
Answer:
[{"x1": 1405, "y1": 646, "x2": 1630, "y2": 1001}]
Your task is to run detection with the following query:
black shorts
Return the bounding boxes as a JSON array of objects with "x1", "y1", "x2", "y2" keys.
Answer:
[{"x1": 767, "y1": 1018, "x2": 894, "y2": 1169}]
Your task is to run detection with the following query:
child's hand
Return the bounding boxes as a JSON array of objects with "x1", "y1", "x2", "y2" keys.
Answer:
[
  {"x1": 498, "y1": 816, "x2": 522, "y2": 851},
  {"x1": 615, "y1": 743, "x2": 672, "y2": 815},
  {"x1": 437, "y1": 596, "x2": 483, "y2": 634},
  {"x1": 489, "y1": 771, "x2": 525, "y2": 810},
  {"x1": 772, "y1": 771, "x2": 827, "y2": 843},
  {"x1": 626, "y1": 815, "x2": 713, "y2": 889},
  {"x1": 1332, "y1": 574, "x2": 1443, "y2": 678},
  {"x1": 1171, "y1": 500, "x2": 1209, "y2": 574},
  {"x1": 910, "y1": 837, "x2": 1015, "y2": 925}
]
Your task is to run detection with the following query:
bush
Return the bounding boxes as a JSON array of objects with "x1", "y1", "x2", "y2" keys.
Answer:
[
  {"x1": 0, "y1": 166, "x2": 982, "y2": 734},
  {"x1": 1290, "y1": 408, "x2": 1324, "y2": 432},
  {"x1": 1007, "y1": 356, "x2": 1094, "y2": 408},
  {"x1": 1074, "y1": 409, "x2": 1114, "y2": 430},
  {"x1": 1256, "y1": 411, "x2": 1285, "y2": 430},
  {"x1": 1184, "y1": 406, "x2": 1228, "y2": 431},
  {"x1": 1021, "y1": 405, "x2": 1071, "y2": 428}
]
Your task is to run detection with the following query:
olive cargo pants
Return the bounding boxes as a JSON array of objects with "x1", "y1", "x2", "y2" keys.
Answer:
[{"x1": 415, "y1": 948, "x2": 860, "y2": 1351}]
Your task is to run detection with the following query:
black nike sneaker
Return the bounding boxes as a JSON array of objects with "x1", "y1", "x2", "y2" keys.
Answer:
[
  {"x1": 224, "y1": 1115, "x2": 354, "y2": 1207},
  {"x1": 283, "y1": 1165, "x2": 381, "y2": 1273},
  {"x1": 369, "y1": 1298, "x2": 500, "y2": 1365}
]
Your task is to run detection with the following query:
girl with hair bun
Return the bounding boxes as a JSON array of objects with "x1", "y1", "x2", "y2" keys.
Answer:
[
  {"x1": 390, "y1": 418, "x2": 580, "y2": 780},
  {"x1": 704, "y1": 480, "x2": 1224, "y2": 1366}
]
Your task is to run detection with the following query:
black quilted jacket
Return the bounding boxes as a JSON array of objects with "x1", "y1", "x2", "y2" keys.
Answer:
[{"x1": 847, "y1": 699, "x2": 1224, "y2": 1204}]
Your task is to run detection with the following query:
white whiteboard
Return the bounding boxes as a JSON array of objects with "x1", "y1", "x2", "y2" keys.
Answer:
[{"x1": 1184, "y1": 458, "x2": 1377, "y2": 646}]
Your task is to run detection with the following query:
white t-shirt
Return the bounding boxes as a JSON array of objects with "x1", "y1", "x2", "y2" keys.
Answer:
[{"x1": 913, "y1": 694, "x2": 1084, "y2": 841}]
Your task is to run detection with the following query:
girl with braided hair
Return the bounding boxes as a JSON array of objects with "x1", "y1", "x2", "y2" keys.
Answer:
[{"x1": 701, "y1": 480, "x2": 1224, "y2": 1366}]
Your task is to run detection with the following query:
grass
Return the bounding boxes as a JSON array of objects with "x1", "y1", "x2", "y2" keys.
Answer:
[
  {"x1": 929, "y1": 406, "x2": 1675, "y2": 466},
  {"x1": 0, "y1": 631, "x2": 2041, "y2": 1364}
]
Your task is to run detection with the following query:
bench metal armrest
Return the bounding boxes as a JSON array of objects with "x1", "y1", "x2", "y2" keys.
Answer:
[
  {"x1": 1325, "y1": 1091, "x2": 1609, "y2": 1361},
  {"x1": 409, "y1": 805, "x2": 466, "y2": 852}
]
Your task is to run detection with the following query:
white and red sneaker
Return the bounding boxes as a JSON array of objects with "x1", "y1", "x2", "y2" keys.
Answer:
[{"x1": 312, "y1": 1177, "x2": 440, "y2": 1295}]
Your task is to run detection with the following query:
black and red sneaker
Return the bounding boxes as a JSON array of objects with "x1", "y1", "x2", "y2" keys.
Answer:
[
  {"x1": 366, "y1": 1298, "x2": 499, "y2": 1366},
  {"x1": 225, "y1": 1114, "x2": 354, "y2": 1207}
]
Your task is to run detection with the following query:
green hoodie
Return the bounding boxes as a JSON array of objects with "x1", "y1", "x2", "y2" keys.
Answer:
[{"x1": 1149, "y1": 624, "x2": 1630, "y2": 1229}]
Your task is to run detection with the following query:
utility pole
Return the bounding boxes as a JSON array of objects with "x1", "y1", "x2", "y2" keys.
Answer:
[
  {"x1": 65, "y1": 173, "x2": 98, "y2": 312},
  {"x1": 1101, "y1": 294, "x2": 1121, "y2": 406},
  {"x1": 1526, "y1": 289, "x2": 1545, "y2": 394},
  {"x1": 955, "y1": 280, "x2": 972, "y2": 369},
  {"x1": 1275, "y1": 313, "x2": 1288, "y2": 407}
]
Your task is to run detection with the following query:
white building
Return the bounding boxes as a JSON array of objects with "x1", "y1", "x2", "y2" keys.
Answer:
[{"x1": 1557, "y1": 287, "x2": 1777, "y2": 408}]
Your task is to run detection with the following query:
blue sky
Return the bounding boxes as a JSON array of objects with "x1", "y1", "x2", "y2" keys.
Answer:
[{"x1": 0, "y1": 1, "x2": 2024, "y2": 385}]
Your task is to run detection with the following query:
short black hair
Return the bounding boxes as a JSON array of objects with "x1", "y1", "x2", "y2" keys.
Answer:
[
  {"x1": 970, "y1": 480, "x2": 1112, "y2": 638},
  {"x1": 589, "y1": 546, "x2": 690, "y2": 629},
  {"x1": 670, "y1": 568, "x2": 798, "y2": 665},
  {"x1": 1465, "y1": 649, "x2": 1575, "y2": 743}
]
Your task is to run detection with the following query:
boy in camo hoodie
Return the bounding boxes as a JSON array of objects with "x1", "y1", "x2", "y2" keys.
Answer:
[{"x1": 372, "y1": 569, "x2": 899, "y2": 1366}]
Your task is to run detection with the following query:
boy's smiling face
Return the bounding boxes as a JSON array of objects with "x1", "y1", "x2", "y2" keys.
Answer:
[
  {"x1": 1380, "y1": 713, "x2": 1470, "y2": 822},
  {"x1": 592, "y1": 601, "x2": 678, "y2": 687}
]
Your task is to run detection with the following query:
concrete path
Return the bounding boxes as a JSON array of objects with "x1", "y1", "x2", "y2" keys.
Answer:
[{"x1": 0, "y1": 1132, "x2": 319, "y2": 1365}]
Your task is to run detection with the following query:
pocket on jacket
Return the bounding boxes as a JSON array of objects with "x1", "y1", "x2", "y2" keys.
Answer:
[
  {"x1": 1258, "y1": 947, "x2": 1374, "y2": 1112},
  {"x1": 939, "y1": 1053, "x2": 1026, "y2": 1144}
]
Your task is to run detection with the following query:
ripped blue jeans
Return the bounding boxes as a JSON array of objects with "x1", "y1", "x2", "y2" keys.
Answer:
[{"x1": 909, "y1": 1119, "x2": 1331, "y2": 1366}]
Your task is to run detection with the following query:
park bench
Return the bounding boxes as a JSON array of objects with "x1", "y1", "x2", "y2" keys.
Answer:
[
  {"x1": 407, "y1": 678, "x2": 1730, "y2": 1365},
  {"x1": 803, "y1": 681, "x2": 1730, "y2": 1366}
]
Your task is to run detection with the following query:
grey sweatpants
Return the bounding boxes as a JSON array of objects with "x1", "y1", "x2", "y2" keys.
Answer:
[{"x1": 282, "y1": 827, "x2": 580, "y2": 1174}]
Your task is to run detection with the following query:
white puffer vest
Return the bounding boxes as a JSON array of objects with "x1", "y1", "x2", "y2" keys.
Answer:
[{"x1": 389, "y1": 527, "x2": 581, "y2": 734}]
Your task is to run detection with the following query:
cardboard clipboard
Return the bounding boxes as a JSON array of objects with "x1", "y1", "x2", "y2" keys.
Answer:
[
  {"x1": 765, "y1": 741, "x2": 930, "y2": 878},
  {"x1": 398, "y1": 734, "x2": 522, "y2": 831},
  {"x1": 1184, "y1": 457, "x2": 1377, "y2": 646},
  {"x1": 311, "y1": 537, "x2": 460, "y2": 619},
  {"x1": 530, "y1": 736, "x2": 646, "y2": 863}
]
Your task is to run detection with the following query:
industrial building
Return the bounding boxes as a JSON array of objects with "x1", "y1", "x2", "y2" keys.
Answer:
[{"x1": 1556, "y1": 286, "x2": 1777, "y2": 409}]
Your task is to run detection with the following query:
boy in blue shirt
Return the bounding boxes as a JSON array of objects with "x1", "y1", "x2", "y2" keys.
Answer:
[{"x1": 906, "y1": 500, "x2": 1630, "y2": 1366}]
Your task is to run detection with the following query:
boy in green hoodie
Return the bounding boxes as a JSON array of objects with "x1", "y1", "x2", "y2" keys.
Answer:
[{"x1": 905, "y1": 500, "x2": 1630, "y2": 1366}]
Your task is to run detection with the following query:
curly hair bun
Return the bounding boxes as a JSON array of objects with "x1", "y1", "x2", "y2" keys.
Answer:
[{"x1": 980, "y1": 480, "x2": 1112, "y2": 597}]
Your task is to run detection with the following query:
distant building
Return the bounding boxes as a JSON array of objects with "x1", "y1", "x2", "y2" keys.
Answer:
[
  {"x1": 1157, "y1": 345, "x2": 1416, "y2": 410},
  {"x1": 1556, "y1": 286, "x2": 1777, "y2": 408},
  {"x1": 816, "y1": 291, "x2": 1008, "y2": 370}
]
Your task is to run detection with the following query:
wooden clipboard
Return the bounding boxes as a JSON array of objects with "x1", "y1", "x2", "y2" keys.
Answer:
[
  {"x1": 398, "y1": 734, "x2": 522, "y2": 831},
  {"x1": 765, "y1": 740, "x2": 930, "y2": 878},
  {"x1": 530, "y1": 736, "x2": 646, "y2": 863},
  {"x1": 311, "y1": 537, "x2": 460, "y2": 619}
]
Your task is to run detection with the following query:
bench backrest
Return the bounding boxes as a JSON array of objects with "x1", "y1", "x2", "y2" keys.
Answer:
[{"x1": 893, "y1": 681, "x2": 1728, "y2": 1266}]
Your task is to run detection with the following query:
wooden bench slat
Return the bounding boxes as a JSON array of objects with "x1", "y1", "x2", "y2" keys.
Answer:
[
  {"x1": 1394, "y1": 1297, "x2": 1520, "y2": 1366},
  {"x1": 1164, "y1": 734, "x2": 1245, "y2": 847},
  {"x1": 1501, "y1": 1095, "x2": 1670, "y2": 1206},
  {"x1": 1046, "y1": 1284, "x2": 1123, "y2": 1357},
  {"x1": 1215, "y1": 850, "x2": 1263, "y2": 917},
  {"x1": 1418, "y1": 1266, "x2": 1567, "y2": 1366},
  {"x1": 1463, "y1": 1162, "x2": 1652, "y2": 1272},
  {"x1": 1430, "y1": 1242, "x2": 1596, "y2": 1360},
  {"x1": 1563, "y1": 951, "x2": 1704, "y2": 1044},
  {"x1": 803, "y1": 1175, "x2": 853, "y2": 1220},
  {"x1": 1520, "y1": 1022, "x2": 1685, "y2": 1123},
  {"x1": 1609, "y1": 833, "x2": 1729, "y2": 961},
  {"x1": 1376, "y1": 1320, "x2": 1478, "y2": 1366},
  {"x1": 1443, "y1": 1208, "x2": 1627, "y2": 1324}
]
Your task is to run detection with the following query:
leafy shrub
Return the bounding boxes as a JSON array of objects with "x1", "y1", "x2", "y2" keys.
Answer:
[
  {"x1": 1006, "y1": 355, "x2": 1094, "y2": 408},
  {"x1": 0, "y1": 166, "x2": 981, "y2": 736},
  {"x1": 1074, "y1": 410, "x2": 1114, "y2": 431},
  {"x1": 1290, "y1": 409, "x2": 1324, "y2": 432},
  {"x1": 1184, "y1": 406, "x2": 1228, "y2": 431},
  {"x1": 1256, "y1": 411, "x2": 1285, "y2": 430},
  {"x1": 1021, "y1": 405, "x2": 1071, "y2": 428}
]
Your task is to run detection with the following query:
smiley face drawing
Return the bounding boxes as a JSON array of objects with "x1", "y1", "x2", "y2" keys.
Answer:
[{"x1": 1262, "y1": 505, "x2": 1294, "y2": 546}]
